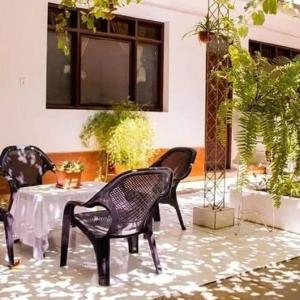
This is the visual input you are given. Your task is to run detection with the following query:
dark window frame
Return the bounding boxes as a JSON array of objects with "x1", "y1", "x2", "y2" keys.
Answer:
[
  {"x1": 249, "y1": 40, "x2": 300, "y2": 59},
  {"x1": 47, "y1": 3, "x2": 164, "y2": 111}
]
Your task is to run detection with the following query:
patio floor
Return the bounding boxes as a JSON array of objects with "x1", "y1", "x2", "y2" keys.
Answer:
[
  {"x1": 156, "y1": 257, "x2": 300, "y2": 300},
  {"x1": 1, "y1": 181, "x2": 300, "y2": 299}
]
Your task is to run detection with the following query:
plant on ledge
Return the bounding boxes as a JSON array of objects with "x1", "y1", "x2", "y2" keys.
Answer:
[
  {"x1": 56, "y1": 160, "x2": 85, "y2": 189},
  {"x1": 218, "y1": 45, "x2": 300, "y2": 207},
  {"x1": 56, "y1": 160, "x2": 85, "y2": 173},
  {"x1": 80, "y1": 100, "x2": 154, "y2": 180}
]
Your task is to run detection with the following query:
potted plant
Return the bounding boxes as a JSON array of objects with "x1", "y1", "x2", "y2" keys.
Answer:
[
  {"x1": 80, "y1": 100, "x2": 154, "y2": 180},
  {"x1": 107, "y1": 117, "x2": 154, "y2": 173},
  {"x1": 56, "y1": 160, "x2": 84, "y2": 189},
  {"x1": 183, "y1": 14, "x2": 218, "y2": 43}
]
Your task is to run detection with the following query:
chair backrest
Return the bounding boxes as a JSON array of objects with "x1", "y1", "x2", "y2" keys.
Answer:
[
  {"x1": 86, "y1": 168, "x2": 173, "y2": 236},
  {"x1": 0, "y1": 145, "x2": 55, "y2": 193},
  {"x1": 151, "y1": 147, "x2": 197, "y2": 183}
]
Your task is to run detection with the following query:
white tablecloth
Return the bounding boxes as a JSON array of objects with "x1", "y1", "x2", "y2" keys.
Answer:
[{"x1": 10, "y1": 181, "x2": 105, "y2": 260}]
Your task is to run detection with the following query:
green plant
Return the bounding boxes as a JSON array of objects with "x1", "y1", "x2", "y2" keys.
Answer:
[
  {"x1": 107, "y1": 118, "x2": 154, "y2": 169},
  {"x1": 218, "y1": 45, "x2": 300, "y2": 207},
  {"x1": 56, "y1": 160, "x2": 84, "y2": 173},
  {"x1": 56, "y1": 0, "x2": 142, "y2": 55},
  {"x1": 252, "y1": 174, "x2": 300, "y2": 199},
  {"x1": 80, "y1": 100, "x2": 154, "y2": 177},
  {"x1": 183, "y1": 14, "x2": 218, "y2": 39}
]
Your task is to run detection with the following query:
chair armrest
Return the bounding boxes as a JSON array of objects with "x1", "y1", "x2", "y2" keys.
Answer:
[
  {"x1": 1, "y1": 174, "x2": 18, "y2": 194},
  {"x1": 63, "y1": 200, "x2": 84, "y2": 219}
]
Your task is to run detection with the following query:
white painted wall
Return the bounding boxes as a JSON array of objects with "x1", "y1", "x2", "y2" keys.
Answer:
[
  {"x1": 0, "y1": 0, "x2": 299, "y2": 156},
  {"x1": 0, "y1": 0, "x2": 206, "y2": 153}
]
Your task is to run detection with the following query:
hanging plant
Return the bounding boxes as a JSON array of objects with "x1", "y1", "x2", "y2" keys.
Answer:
[
  {"x1": 217, "y1": 45, "x2": 300, "y2": 207},
  {"x1": 183, "y1": 14, "x2": 218, "y2": 43}
]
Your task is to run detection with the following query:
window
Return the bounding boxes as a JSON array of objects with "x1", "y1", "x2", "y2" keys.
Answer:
[
  {"x1": 249, "y1": 40, "x2": 300, "y2": 60},
  {"x1": 46, "y1": 4, "x2": 164, "y2": 111}
]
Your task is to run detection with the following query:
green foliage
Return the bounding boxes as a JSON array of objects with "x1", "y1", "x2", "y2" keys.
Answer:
[
  {"x1": 251, "y1": 10, "x2": 266, "y2": 25},
  {"x1": 218, "y1": 45, "x2": 300, "y2": 207},
  {"x1": 107, "y1": 118, "x2": 154, "y2": 168},
  {"x1": 80, "y1": 100, "x2": 154, "y2": 172},
  {"x1": 56, "y1": 160, "x2": 84, "y2": 173},
  {"x1": 254, "y1": 174, "x2": 300, "y2": 199},
  {"x1": 183, "y1": 14, "x2": 219, "y2": 39},
  {"x1": 80, "y1": 100, "x2": 141, "y2": 150},
  {"x1": 57, "y1": 0, "x2": 142, "y2": 54}
]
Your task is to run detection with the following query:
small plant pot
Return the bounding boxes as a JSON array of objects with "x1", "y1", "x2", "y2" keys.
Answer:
[
  {"x1": 198, "y1": 31, "x2": 214, "y2": 43},
  {"x1": 56, "y1": 171, "x2": 82, "y2": 189},
  {"x1": 249, "y1": 164, "x2": 266, "y2": 175}
]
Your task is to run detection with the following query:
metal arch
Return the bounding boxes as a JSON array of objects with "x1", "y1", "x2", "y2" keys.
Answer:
[{"x1": 204, "y1": 0, "x2": 230, "y2": 210}]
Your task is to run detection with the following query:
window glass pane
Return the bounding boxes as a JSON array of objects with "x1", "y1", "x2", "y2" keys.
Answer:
[
  {"x1": 292, "y1": 51, "x2": 300, "y2": 59},
  {"x1": 80, "y1": 37, "x2": 130, "y2": 106},
  {"x1": 249, "y1": 41, "x2": 260, "y2": 56},
  {"x1": 136, "y1": 43, "x2": 159, "y2": 108},
  {"x1": 138, "y1": 22, "x2": 161, "y2": 40},
  {"x1": 261, "y1": 45, "x2": 275, "y2": 59},
  {"x1": 110, "y1": 19, "x2": 134, "y2": 35},
  {"x1": 277, "y1": 48, "x2": 291, "y2": 58},
  {"x1": 46, "y1": 31, "x2": 73, "y2": 105}
]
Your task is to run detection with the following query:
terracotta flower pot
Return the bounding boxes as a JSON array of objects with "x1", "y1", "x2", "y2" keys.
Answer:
[
  {"x1": 56, "y1": 171, "x2": 82, "y2": 189},
  {"x1": 248, "y1": 164, "x2": 266, "y2": 175},
  {"x1": 198, "y1": 31, "x2": 214, "y2": 43}
]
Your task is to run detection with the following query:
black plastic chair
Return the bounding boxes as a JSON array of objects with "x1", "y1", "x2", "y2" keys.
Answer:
[
  {"x1": 0, "y1": 145, "x2": 55, "y2": 266},
  {"x1": 60, "y1": 167, "x2": 173, "y2": 286},
  {"x1": 151, "y1": 147, "x2": 197, "y2": 230}
]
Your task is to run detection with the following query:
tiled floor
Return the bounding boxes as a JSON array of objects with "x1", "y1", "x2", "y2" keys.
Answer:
[{"x1": 1, "y1": 182, "x2": 300, "y2": 299}]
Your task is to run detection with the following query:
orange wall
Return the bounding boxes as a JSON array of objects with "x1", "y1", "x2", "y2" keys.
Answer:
[{"x1": 0, "y1": 148, "x2": 205, "y2": 195}]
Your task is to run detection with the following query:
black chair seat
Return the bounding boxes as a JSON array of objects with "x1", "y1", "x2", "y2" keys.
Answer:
[{"x1": 74, "y1": 211, "x2": 112, "y2": 238}]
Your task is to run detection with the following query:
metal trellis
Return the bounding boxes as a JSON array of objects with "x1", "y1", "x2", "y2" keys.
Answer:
[{"x1": 204, "y1": 0, "x2": 230, "y2": 210}]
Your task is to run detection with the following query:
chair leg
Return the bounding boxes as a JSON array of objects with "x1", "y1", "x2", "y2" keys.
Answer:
[
  {"x1": 153, "y1": 203, "x2": 161, "y2": 222},
  {"x1": 3, "y1": 213, "x2": 15, "y2": 267},
  {"x1": 128, "y1": 235, "x2": 139, "y2": 254},
  {"x1": 172, "y1": 194, "x2": 186, "y2": 230},
  {"x1": 60, "y1": 216, "x2": 71, "y2": 267},
  {"x1": 146, "y1": 232, "x2": 162, "y2": 274},
  {"x1": 93, "y1": 237, "x2": 110, "y2": 286}
]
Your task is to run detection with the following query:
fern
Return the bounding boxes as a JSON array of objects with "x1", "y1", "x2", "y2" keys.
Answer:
[{"x1": 218, "y1": 45, "x2": 300, "y2": 206}]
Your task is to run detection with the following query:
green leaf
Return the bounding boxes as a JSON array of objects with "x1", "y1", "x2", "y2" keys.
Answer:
[
  {"x1": 252, "y1": 10, "x2": 266, "y2": 25},
  {"x1": 263, "y1": 0, "x2": 278, "y2": 14},
  {"x1": 237, "y1": 25, "x2": 249, "y2": 38}
]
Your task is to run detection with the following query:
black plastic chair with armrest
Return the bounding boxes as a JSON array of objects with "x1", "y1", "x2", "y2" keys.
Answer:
[
  {"x1": 60, "y1": 167, "x2": 173, "y2": 286},
  {"x1": 0, "y1": 145, "x2": 55, "y2": 266},
  {"x1": 151, "y1": 147, "x2": 197, "y2": 230}
]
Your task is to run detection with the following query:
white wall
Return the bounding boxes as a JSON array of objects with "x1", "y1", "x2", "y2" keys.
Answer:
[
  {"x1": 0, "y1": 0, "x2": 206, "y2": 153},
  {"x1": 0, "y1": 1, "x2": 299, "y2": 156}
]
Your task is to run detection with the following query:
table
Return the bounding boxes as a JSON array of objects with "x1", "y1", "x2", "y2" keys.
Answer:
[{"x1": 10, "y1": 181, "x2": 105, "y2": 260}]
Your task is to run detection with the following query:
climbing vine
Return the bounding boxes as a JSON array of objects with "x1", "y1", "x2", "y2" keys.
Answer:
[{"x1": 56, "y1": 0, "x2": 142, "y2": 54}]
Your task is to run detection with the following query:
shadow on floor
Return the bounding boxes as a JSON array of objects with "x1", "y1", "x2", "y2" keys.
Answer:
[{"x1": 155, "y1": 256, "x2": 300, "y2": 299}]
